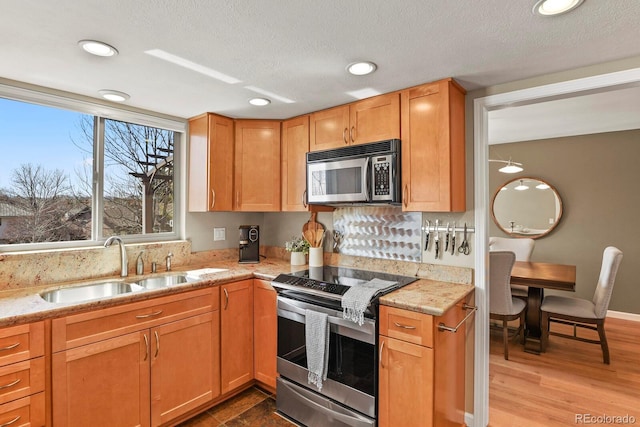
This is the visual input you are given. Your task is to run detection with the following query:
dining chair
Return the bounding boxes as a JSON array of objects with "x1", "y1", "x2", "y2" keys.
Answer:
[
  {"x1": 489, "y1": 237, "x2": 535, "y2": 298},
  {"x1": 540, "y1": 246, "x2": 623, "y2": 364},
  {"x1": 489, "y1": 251, "x2": 527, "y2": 360}
]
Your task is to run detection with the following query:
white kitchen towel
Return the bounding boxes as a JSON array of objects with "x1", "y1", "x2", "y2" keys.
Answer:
[
  {"x1": 342, "y1": 278, "x2": 397, "y2": 326},
  {"x1": 305, "y1": 309, "x2": 330, "y2": 391}
]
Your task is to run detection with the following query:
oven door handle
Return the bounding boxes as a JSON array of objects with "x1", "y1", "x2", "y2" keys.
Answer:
[{"x1": 277, "y1": 297, "x2": 373, "y2": 330}]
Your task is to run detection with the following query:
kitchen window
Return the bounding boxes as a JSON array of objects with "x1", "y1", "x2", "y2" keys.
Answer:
[{"x1": 0, "y1": 84, "x2": 185, "y2": 250}]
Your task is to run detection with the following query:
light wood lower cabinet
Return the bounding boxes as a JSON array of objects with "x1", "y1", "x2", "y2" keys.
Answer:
[
  {"x1": 0, "y1": 321, "x2": 45, "y2": 427},
  {"x1": 51, "y1": 288, "x2": 219, "y2": 427},
  {"x1": 253, "y1": 279, "x2": 277, "y2": 390},
  {"x1": 220, "y1": 280, "x2": 254, "y2": 394},
  {"x1": 378, "y1": 303, "x2": 466, "y2": 427}
]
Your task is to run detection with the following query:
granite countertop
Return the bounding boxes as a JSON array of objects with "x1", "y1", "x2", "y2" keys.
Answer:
[{"x1": 0, "y1": 258, "x2": 473, "y2": 328}]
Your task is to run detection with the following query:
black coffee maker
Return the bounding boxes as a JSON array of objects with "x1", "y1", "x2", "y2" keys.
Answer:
[{"x1": 238, "y1": 225, "x2": 260, "y2": 263}]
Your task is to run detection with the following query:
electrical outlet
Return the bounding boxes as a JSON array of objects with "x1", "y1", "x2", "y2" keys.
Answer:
[{"x1": 213, "y1": 227, "x2": 226, "y2": 241}]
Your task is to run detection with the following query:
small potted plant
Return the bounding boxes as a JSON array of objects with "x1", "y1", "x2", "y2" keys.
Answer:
[{"x1": 285, "y1": 235, "x2": 310, "y2": 265}]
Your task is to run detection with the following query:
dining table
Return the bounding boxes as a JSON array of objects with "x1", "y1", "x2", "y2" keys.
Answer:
[{"x1": 510, "y1": 260, "x2": 577, "y2": 354}]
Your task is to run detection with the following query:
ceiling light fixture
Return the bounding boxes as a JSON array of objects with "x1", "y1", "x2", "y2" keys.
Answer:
[
  {"x1": 532, "y1": 0, "x2": 584, "y2": 16},
  {"x1": 489, "y1": 158, "x2": 524, "y2": 173},
  {"x1": 78, "y1": 40, "x2": 118, "y2": 57},
  {"x1": 515, "y1": 180, "x2": 529, "y2": 191},
  {"x1": 98, "y1": 90, "x2": 130, "y2": 102},
  {"x1": 249, "y1": 97, "x2": 271, "y2": 106},
  {"x1": 536, "y1": 183, "x2": 551, "y2": 190},
  {"x1": 346, "y1": 61, "x2": 377, "y2": 76}
]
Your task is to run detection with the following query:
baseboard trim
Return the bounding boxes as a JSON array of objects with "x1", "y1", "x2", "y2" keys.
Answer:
[{"x1": 607, "y1": 310, "x2": 640, "y2": 322}]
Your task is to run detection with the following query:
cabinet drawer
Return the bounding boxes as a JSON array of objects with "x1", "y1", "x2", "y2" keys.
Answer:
[
  {"x1": 379, "y1": 306, "x2": 433, "y2": 347},
  {"x1": 0, "y1": 358, "x2": 45, "y2": 406},
  {"x1": 0, "y1": 323, "x2": 44, "y2": 367},
  {"x1": 0, "y1": 392, "x2": 44, "y2": 427},
  {"x1": 52, "y1": 287, "x2": 217, "y2": 352}
]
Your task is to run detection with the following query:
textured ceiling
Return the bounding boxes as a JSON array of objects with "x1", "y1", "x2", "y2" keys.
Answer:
[{"x1": 2, "y1": 0, "x2": 640, "y2": 123}]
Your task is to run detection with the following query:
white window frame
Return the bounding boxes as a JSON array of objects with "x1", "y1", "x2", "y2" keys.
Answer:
[{"x1": 0, "y1": 81, "x2": 187, "y2": 251}]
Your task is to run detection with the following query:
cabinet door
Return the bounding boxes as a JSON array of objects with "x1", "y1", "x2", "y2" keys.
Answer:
[
  {"x1": 150, "y1": 312, "x2": 219, "y2": 426},
  {"x1": 401, "y1": 79, "x2": 465, "y2": 212},
  {"x1": 309, "y1": 105, "x2": 350, "y2": 151},
  {"x1": 234, "y1": 120, "x2": 281, "y2": 211},
  {"x1": 281, "y1": 115, "x2": 310, "y2": 211},
  {"x1": 349, "y1": 93, "x2": 400, "y2": 145},
  {"x1": 253, "y1": 280, "x2": 277, "y2": 390},
  {"x1": 188, "y1": 113, "x2": 234, "y2": 212},
  {"x1": 220, "y1": 280, "x2": 254, "y2": 394},
  {"x1": 378, "y1": 336, "x2": 434, "y2": 427},
  {"x1": 52, "y1": 331, "x2": 150, "y2": 427}
]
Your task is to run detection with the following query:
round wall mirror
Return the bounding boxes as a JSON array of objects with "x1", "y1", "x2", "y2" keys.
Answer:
[{"x1": 491, "y1": 177, "x2": 563, "y2": 239}]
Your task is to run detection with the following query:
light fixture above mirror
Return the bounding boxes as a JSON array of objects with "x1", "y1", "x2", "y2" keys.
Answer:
[{"x1": 489, "y1": 158, "x2": 524, "y2": 173}]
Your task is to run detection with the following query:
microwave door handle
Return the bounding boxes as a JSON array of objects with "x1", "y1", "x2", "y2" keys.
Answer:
[{"x1": 365, "y1": 157, "x2": 372, "y2": 202}]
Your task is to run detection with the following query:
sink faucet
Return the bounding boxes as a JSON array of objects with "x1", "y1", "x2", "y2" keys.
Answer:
[{"x1": 104, "y1": 236, "x2": 128, "y2": 277}]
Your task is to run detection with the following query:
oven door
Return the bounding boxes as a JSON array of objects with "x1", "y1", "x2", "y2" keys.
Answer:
[
  {"x1": 276, "y1": 296, "x2": 377, "y2": 419},
  {"x1": 307, "y1": 157, "x2": 370, "y2": 204}
]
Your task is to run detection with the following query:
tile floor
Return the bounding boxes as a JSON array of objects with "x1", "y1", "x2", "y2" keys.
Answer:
[{"x1": 178, "y1": 387, "x2": 297, "y2": 427}]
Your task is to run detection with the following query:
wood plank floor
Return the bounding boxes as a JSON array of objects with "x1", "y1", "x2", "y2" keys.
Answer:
[{"x1": 489, "y1": 317, "x2": 640, "y2": 426}]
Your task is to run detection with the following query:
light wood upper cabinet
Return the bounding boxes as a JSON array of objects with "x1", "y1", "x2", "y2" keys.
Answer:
[
  {"x1": 220, "y1": 280, "x2": 254, "y2": 394},
  {"x1": 378, "y1": 303, "x2": 467, "y2": 427},
  {"x1": 234, "y1": 120, "x2": 281, "y2": 211},
  {"x1": 188, "y1": 113, "x2": 234, "y2": 212},
  {"x1": 310, "y1": 93, "x2": 400, "y2": 152},
  {"x1": 401, "y1": 78, "x2": 466, "y2": 212},
  {"x1": 253, "y1": 279, "x2": 277, "y2": 390},
  {"x1": 281, "y1": 115, "x2": 310, "y2": 211}
]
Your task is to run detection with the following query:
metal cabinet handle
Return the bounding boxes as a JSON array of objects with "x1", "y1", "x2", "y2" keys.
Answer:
[
  {"x1": 350, "y1": 126, "x2": 355, "y2": 143},
  {"x1": 438, "y1": 304, "x2": 477, "y2": 333},
  {"x1": 0, "y1": 415, "x2": 20, "y2": 427},
  {"x1": 379, "y1": 340, "x2": 385, "y2": 368},
  {"x1": 343, "y1": 128, "x2": 348, "y2": 144},
  {"x1": 393, "y1": 321, "x2": 416, "y2": 330},
  {"x1": 302, "y1": 189, "x2": 308, "y2": 208},
  {"x1": 0, "y1": 342, "x2": 19, "y2": 352},
  {"x1": 0, "y1": 378, "x2": 21, "y2": 390},
  {"x1": 211, "y1": 189, "x2": 216, "y2": 209},
  {"x1": 143, "y1": 334, "x2": 149, "y2": 361},
  {"x1": 403, "y1": 185, "x2": 408, "y2": 207},
  {"x1": 154, "y1": 331, "x2": 160, "y2": 358},
  {"x1": 223, "y1": 288, "x2": 229, "y2": 310},
  {"x1": 135, "y1": 310, "x2": 163, "y2": 319}
]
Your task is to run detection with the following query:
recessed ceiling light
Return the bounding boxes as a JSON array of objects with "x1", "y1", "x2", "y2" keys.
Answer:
[
  {"x1": 533, "y1": 0, "x2": 584, "y2": 16},
  {"x1": 346, "y1": 61, "x2": 377, "y2": 76},
  {"x1": 99, "y1": 90, "x2": 130, "y2": 102},
  {"x1": 249, "y1": 97, "x2": 271, "y2": 106},
  {"x1": 78, "y1": 40, "x2": 118, "y2": 57}
]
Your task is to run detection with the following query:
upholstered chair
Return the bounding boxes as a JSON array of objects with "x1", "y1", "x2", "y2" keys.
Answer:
[
  {"x1": 489, "y1": 251, "x2": 527, "y2": 360},
  {"x1": 540, "y1": 246, "x2": 623, "y2": 364},
  {"x1": 489, "y1": 237, "x2": 535, "y2": 298}
]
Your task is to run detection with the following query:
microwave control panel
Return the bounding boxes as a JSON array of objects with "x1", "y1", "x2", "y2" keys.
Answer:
[{"x1": 372, "y1": 155, "x2": 394, "y2": 201}]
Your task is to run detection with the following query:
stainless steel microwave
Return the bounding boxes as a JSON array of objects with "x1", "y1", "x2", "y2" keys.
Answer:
[{"x1": 306, "y1": 139, "x2": 401, "y2": 205}]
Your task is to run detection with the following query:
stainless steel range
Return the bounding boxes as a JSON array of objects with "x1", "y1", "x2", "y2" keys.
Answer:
[{"x1": 272, "y1": 266, "x2": 416, "y2": 427}]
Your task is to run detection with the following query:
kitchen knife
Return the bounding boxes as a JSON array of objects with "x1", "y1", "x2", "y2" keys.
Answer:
[
  {"x1": 434, "y1": 220, "x2": 440, "y2": 259},
  {"x1": 445, "y1": 222, "x2": 450, "y2": 252},
  {"x1": 424, "y1": 220, "x2": 431, "y2": 251},
  {"x1": 451, "y1": 221, "x2": 456, "y2": 255}
]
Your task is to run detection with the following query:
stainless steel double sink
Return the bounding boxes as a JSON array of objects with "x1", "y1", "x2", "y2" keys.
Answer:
[{"x1": 39, "y1": 269, "x2": 227, "y2": 304}]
